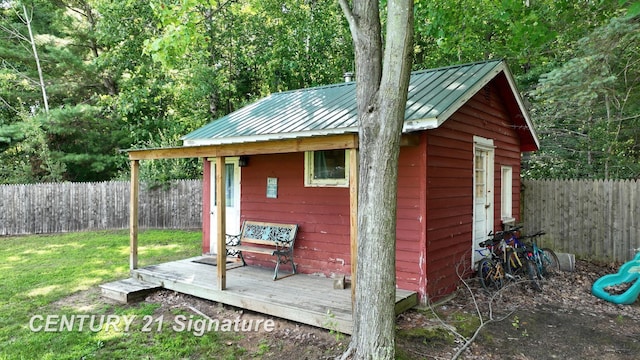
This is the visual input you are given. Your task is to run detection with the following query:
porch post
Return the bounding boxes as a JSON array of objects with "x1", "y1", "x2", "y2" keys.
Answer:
[
  {"x1": 130, "y1": 160, "x2": 139, "y2": 270},
  {"x1": 216, "y1": 156, "x2": 227, "y2": 290},
  {"x1": 349, "y1": 149, "x2": 358, "y2": 307}
]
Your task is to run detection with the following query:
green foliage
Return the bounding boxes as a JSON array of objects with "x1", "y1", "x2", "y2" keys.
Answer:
[
  {"x1": 0, "y1": 109, "x2": 66, "y2": 183},
  {"x1": 397, "y1": 325, "x2": 455, "y2": 344},
  {"x1": 245, "y1": 0, "x2": 353, "y2": 91},
  {"x1": 621, "y1": 1, "x2": 640, "y2": 16},
  {"x1": 144, "y1": 0, "x2": 353, "y2": 112},
  {"x1": 526, "y1": 15, "x2": 640, "y2": 179},
  {"x1": 1, "y1": 0, "x2": 639, "y2": 183},
  {"x1": 45, "y1": 104, "x2": 130, "y2": 181},
  {"x1": 255, "y1": 338, "x2": 271, "y2": 356},
  {"x1": 125, "y1": 131, "x2": 203, "y2": 187},
  {"x1": 0, "y1": 103, "x2": 128, "y2": 183},
  {"x1": 323, "y1": 309, "x2": 346, "y2": 341},
  {"x1": 414, "y1": 0, "x2": 620, "y2": 88}
]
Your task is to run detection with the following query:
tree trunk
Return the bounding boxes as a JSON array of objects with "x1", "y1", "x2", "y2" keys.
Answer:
[{"x1": 339, "y1": 0, "x2": 414, "y2": 358}]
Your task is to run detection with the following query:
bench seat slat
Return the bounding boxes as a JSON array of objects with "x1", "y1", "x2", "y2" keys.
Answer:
[
  {"x1": 229, "y1": 245, "x2": 275, "y2": 255},
  {"x1": 238, "y1": 238, "x2": 289, "y2": 247}
]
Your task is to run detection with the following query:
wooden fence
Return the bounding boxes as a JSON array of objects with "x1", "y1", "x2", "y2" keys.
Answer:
[
  {"x1": 3, "y1": 178, "x2": 639, "y2": 264},
  {"x1": 0, "y1": 180, "x2": 202, "y2": 236},
  {"x1": 522, "y1": 179, "x2": 640, "y2": 263}
]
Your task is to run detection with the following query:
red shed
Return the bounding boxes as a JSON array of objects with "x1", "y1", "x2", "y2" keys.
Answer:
[{"x1": 132, "y1": 60, "x2": 539, "y2": 304}]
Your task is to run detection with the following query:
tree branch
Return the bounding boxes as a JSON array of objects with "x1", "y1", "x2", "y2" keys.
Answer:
[
  {"x1": 425, "y1": 255, "x2": 519, "y2": 360},
  {"x1": 338, "y1": 0, "x2": 359, "y2": 44},
  {"x1": 0, "y1": 23, "x2": 29, "y2": 42},
  {"x1": 0, "y1": 95, "x2": 18, "y2": 114},
  {"x1": 21, "y1": 5, "x2": 49, "y2": 113}
]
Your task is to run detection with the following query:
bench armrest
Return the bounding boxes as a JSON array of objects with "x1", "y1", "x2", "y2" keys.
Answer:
[{"x1": 225, "y1": 234, "x2": 241, "y2": 247}]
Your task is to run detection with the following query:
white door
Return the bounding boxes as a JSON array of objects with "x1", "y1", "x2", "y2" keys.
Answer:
[
  {"x1": 472, "y1": 138, "x2": 494, "y2": 265},
  {"x1": 210, "y1": 158, "x2": 241, "y2": 254}
]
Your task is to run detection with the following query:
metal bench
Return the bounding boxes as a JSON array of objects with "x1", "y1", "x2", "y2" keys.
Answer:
[{"x1": 226, "y1": 221, "x2": 298, "y2": 280}]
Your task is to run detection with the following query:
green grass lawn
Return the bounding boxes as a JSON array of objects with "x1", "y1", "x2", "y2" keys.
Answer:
[{"x1": 0, "y1": 230, "x2": 246, "y2": 359}]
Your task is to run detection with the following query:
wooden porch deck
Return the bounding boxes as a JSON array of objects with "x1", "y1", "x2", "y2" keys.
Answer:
[{"x1": 129, "y1": 257, "x2": 418, "y2": 334}]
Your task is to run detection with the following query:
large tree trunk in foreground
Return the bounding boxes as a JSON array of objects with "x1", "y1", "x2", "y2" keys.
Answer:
[{"x1": 338, "y1": 0, "x2": 414, "y2": 358}]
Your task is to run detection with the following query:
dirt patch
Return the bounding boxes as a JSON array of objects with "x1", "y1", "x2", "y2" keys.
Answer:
[
  {"x1": 142, "y1": 290, "x2": 348, "y2": 359},
  {"x1": 396, "y1": 259, "x2": 640, "y2": 359},
  {"x1": 58, "y1": 259, "x2": 640, "y2": 359}
]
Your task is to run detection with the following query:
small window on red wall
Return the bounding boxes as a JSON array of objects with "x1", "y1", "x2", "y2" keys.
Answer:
[
  {"x1": 501, "y1": 165, "x2": 514, "y2": 223},
  {"x1": 304, "y1": 150, "x2": 350, "y2": 187}
]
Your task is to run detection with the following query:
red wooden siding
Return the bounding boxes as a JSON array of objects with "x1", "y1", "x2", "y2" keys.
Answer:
[
  {"x1": 237, "y1": 150, "x2": 427, "y2": 292},
  {"x1": 395, "y1": 140, "x2": 428, "y2": 297},
  {"x1": 425, "y1": 80, "x2": 522, "y2": 300},
  {"x1": 200, "y1": 149, "x2": 427, "y2": 295},
  {"x1": 239, "y1": 153, "x2": 352, "y2": 275}
]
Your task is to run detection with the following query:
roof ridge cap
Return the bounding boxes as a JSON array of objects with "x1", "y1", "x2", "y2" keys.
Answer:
[
  {"x1": 411, "y1": 59, "x2": 503, "y2": 75},
  {"x1": 270, "y1": 81, "x2": 354, "y2": 97}
]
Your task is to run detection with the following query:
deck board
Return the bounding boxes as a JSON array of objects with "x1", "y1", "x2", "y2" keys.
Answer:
[{"x1": 127, "y1": 257, "x2": 417, "y2": 334}]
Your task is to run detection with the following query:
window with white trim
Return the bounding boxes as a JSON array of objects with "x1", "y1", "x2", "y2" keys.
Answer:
[
  {"x1": 501, "y1": 166, "x2": 514, "y2": 223},
  {"x1": 304, "y1": 150, "x2": 349, "y2": 187}
]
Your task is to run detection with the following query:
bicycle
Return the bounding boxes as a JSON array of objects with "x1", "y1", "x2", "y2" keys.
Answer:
[
  {"x1": 500, "y1": 225, "x2": 544, "y2": 292},
  {"x1": 490, "y1": 228, "x2": 524, "y2": 278},
  {"x1": 522, "y1": 230, "x2": 560, "y2": 278},
  {"x1": 476, "y1": 236, "x2": 506, "y2": 292}
]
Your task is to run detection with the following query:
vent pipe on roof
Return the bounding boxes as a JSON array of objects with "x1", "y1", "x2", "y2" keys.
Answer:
[{"x1": 343, "y1": 72, "x2": 354, "y2": 82}]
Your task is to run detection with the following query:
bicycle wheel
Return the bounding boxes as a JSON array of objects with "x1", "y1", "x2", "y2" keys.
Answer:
[
  {"x1": 540, "y1": 248, "x2": 560, "y2": 276},
  {"x1": 524, "y1": 259, "x2": 543, "y2": 291},
  {"x1": 478, "y1": 258, "x2": 504, "y2": 291}
]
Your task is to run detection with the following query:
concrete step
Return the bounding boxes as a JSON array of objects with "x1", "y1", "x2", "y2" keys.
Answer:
[{"x1": 100, "y1": 278, "x2": 161, "y2": 304}]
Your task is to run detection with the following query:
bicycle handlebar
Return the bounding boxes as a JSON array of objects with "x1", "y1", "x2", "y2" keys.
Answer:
[
  {"x1": 480, "y1": 238, "x2": 499, "y2": 248},
  {"x1": 489, "y1": 227, "x2": 521, "y2": 240},
  {"x1": 522, "y1": 230, "x2": 546, "y2": 239}
]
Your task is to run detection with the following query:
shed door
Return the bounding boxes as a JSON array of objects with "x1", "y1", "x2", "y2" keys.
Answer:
[
  {"x1": 472, "y1": 137, "x2": 494, "y2": 265},
  {"x1": 210, "y1": 158, "x2": 241, "y2": 254}
]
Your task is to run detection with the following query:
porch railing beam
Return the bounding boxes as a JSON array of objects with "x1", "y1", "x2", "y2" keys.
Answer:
[{"x1": 128, "y1": 134, "x2": 359, "y2": 160}]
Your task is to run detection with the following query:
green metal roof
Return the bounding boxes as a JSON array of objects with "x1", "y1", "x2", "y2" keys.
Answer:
[{"x1": 183, "y1": 60, "x2": 539, "y2": 151}]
